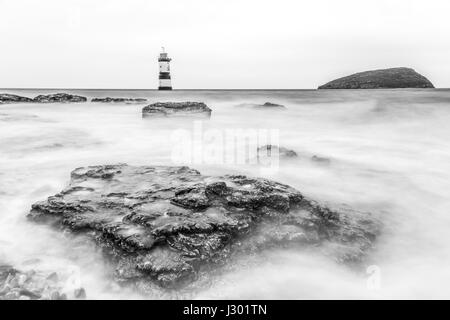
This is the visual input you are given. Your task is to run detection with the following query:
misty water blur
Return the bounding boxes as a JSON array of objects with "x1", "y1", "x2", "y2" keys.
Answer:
[{"x1": 1, "y1": 89, "x2": 450, "y2": 299}]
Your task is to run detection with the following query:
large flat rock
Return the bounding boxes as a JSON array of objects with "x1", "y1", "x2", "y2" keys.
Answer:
[
  {"x1": 142, "y1": 102, "x2": 212, "y2": 118},
  {"x1": 318, "y1": 67, "x2": 434, "y2": 89},
  {"x1": 29, "y1": 164, "x2": 380, "y2": 289}
]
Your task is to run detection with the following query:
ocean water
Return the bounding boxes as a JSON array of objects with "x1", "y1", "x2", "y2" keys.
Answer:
[{"x1": 1, "y1": 88, "x2": 450, "y2": 299}]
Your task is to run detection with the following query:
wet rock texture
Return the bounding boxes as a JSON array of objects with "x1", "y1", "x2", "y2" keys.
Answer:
[
  {"x1": 142, "y1": 102, "x2": 212, "y2": 117},
  {"x1": 29, "y1": 164, "x2": 379, "y2": 288},
  {"x1": 33, "y1": 93, "x2": 87, "y2": 103},
  {"x1": 318, "y1": 67, "x2": 434, "y2": 89},
  {"x1": 0, "y1": 94, "x2": 33, "y2": 104},
  {"x1": 1, "y1": 93, "x2": 87, "y2": 104}
]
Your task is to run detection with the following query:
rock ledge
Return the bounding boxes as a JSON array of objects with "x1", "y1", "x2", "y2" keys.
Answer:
[
  {"x1": 29, "y1": 164, "x2": 380, "y2": 289},
  {"x1": 142, "y1": 102, "x2": 212, "y2": 117}
]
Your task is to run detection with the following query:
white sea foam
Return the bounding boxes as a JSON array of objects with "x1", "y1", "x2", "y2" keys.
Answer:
[{"x1": 1, "y1": 89, "x2": 450, "y2": 299}]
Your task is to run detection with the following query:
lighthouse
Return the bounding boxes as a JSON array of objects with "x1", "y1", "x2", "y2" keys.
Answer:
[{"x1": 158, "y1": 47, "x2": 172, "y2": 90}]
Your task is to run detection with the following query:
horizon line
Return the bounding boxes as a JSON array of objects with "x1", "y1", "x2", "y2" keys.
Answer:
[
  {"x1": 0, "y1": 88, "x2": 317, "y2": 91},
  {"x1": 1, "y1": 88, "x2": 448, "y2": 91}
]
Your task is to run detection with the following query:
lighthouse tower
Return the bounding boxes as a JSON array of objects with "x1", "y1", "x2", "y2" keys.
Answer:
[{"x1": 158, "y1": 47, "x2": 172, "y2": 90}]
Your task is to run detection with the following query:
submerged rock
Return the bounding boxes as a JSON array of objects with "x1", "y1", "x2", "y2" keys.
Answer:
[
  {"x1": 142, "y1": 102, "x2": 212, "y2": 118},
  {"x1": 260, "y1": 102, "x2": 285, "y2": 108},
  {"x1": 318, "y1": 67, "x2": 434, "y2": 89},
  {"x1": 0, "y1": 94, "x2": 33, "y2": 104},
  {"x1": 0, "y1": 265, "x2": 82, "y2": 300},
  {"x1": 257, "y1": 145, "x2": 298, "y2": 159},
  {"x1": 29, "y1": 164, "x2": 380, "y2": 289},
  {"x1": 311, "y1": 155, "x2": 331, "y2": 164},
  {"x1": 33, "y1": 93, "x2": 87, "y2": 103},
  {"x1": 237, "y1": 102, "x2": 286, "y2": 109},
  {"x1": 92, "y1": 97, "x2": 147, "y2": 103}
]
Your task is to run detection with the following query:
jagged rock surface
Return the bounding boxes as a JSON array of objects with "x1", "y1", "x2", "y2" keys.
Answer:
[
  {"x1": 29, "y1": 164, "x2": 380, "y2": 288},
  {"x1": 0, "y1": 94, "x2": 33, "y2": 104},
  {"x1": 33, "y1": 93, "x2": 87, "y2": 103},
  {"x1": 318, "y1": 67, "x2": 434, "y2": 89},
  {"x1": 142, "y1": 102, "x2": 212, "y2": 117}
]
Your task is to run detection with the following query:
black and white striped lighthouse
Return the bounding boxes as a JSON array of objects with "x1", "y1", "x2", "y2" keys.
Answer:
[{"x1": 158, "y1": 47, "x2": 172, "y2": 90}]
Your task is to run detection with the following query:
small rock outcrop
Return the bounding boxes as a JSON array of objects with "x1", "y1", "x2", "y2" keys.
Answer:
[
  {"x1": 257, "y1": 145, "x2": 298, "y2": 158},
  {"x1": 260, "y1": 102, "x2": 285, "y2": 108},
  {"x1": 142, "y1": 102, "x2": 212, "y2": 118},
  {"x1": 318, "y1": 67, "x2": 434, "y2": 89},
  {"x1": 29, "y1": 164, "x2": 380, "y2": 289},
  {"x1": 33, "y1": 93, "x2": 87, "y2": 103},
  {"x1": 0, "y1": 94, "x2": 33, "y2": 104},
  {"x1": 237, "y1": 102, "x2": 286, "y2": 109},
  {"x1": 92, "y1": 97, "x2": 147, "y2": 103}
]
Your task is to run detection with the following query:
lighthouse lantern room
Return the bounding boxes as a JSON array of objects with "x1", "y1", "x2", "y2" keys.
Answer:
[{"x1": 158, "y1": 47, "x2": 172, "y2": 90}]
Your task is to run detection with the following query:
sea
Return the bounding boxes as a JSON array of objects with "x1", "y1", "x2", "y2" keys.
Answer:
[{"x1": 1, "y1": 88, "x2": 450, "y2": 299}]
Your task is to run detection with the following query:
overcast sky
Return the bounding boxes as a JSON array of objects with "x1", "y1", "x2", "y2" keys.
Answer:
[{"x1": 1, "y1": 0, "x2": 450, "y2": 89}]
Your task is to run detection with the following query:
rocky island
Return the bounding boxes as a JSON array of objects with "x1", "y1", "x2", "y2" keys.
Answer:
[
  {"x1": 28, "y1": 164, "x2": 380, "y2": 290},
  {"x1": 318, "y1": 67, "x2": 434, "y2": 89}
]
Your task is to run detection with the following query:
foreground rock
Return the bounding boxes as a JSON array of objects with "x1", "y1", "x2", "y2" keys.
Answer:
[
  {"x1": 0, "y1": 94, "x2": 33, "y2": 104},
  {"x1": 318, "y1": 67, "x2": 434, "y2": 89},
  {"x1": 29, "y1": 164, "x2": 380, "y2": 289},
  {"x1": 92, "y1": 97, "x2": 147, "y2": 103},
  {"x1": 33, "y1": 93, "x2": 87, "y2": 103},
  {"x1": 142, "y1": 102, "x2": 212, "y2": 117},
  {"x1": 0, "y1": 265, "x2": 85, "y2": 300}
]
